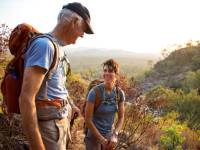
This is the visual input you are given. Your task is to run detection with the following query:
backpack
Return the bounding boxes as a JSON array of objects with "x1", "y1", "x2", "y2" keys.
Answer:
[
  {"x1": 80, "y1": 80, "x2": 103, "y2": 117},
  {"x1": 0, "y1": 23, "x2": 59, "y2": 114},
  {"x1": 82, "y1": 79, "x2": 120, "y2": 134}
]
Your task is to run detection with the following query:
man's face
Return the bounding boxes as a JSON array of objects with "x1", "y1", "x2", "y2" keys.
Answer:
[{"x1": 69, "y1": 18, "x2": 87, "y2": 44}]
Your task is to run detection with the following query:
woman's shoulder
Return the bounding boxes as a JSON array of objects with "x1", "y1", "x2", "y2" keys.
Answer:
[
  {"x1": 117, "y1": 87, "x2": 125, "y2": 101},
  {"x1": 93, "y1": 83, "x2": 104, "y2": 92},
  {"x1": 117, "y1": 87, "x2": 124, "y2": 93}
]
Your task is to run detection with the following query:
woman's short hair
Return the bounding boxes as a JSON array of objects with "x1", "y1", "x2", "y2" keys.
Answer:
[{"x1": 102, "y1": 59, "x2": 119, "y2": 74}]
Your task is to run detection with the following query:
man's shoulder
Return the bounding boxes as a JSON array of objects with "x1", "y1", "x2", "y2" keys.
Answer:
[
  {"x1": 30, "y1": 35, "x2": 54, "y2": 49},
  {"x1": 24, "y1": 35, "x2": 56, "y2": 69}
]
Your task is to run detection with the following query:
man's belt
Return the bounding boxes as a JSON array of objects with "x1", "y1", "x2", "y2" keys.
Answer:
[{"x1": 36, "y1": 99, "x2": 68, "y2": 108}]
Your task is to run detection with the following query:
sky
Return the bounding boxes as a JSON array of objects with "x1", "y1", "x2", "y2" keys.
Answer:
[{"x1": 1, "y1": 0, "x2": 200, "y2": 54}]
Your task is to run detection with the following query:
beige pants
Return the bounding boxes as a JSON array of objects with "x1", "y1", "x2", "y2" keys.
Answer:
[{"x1": 37, "y1": 104, "x2": 72, "y2": 150}]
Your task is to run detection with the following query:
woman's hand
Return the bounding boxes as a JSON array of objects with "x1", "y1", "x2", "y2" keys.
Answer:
[
  {"x1": 100, "y1": 137, "x2": 109, "y2": 149},
  {"x1": 107, "y1": 133, "x2": 118, "y2": 150}
]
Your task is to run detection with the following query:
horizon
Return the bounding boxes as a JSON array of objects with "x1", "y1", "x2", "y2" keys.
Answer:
[
  {"x1": 66, "y1": 47, "x2": 162, "y2": 55},
  {"x1": 1, "y1": 0, "x2": 200, "y2": 53}
]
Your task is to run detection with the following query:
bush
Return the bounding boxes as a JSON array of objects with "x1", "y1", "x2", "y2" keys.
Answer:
[
  {"x1": 117, "y1": 97, "x2": 162, "y2": 150},
  {"x1": 66, "y1": 73, "x2": 87, "y2": 102},
  {"x1": 144, "y1": 86, "x2": 172, "y2": 110},
  {"x1": 159, "y1": 124, "x2": 185, "y2": 150},
  {"x1": 167, "y1": 90, "x2": 200, "y2": 130},
  {"x1": 145, "y1": 86, "x2": 200, "y2": 130},
  {"x1": 158, "y1": 112, "x2": 200, "y2": 150},
  {"x1": 182, "y1": 70, "x2": 200, "y2": 92}
]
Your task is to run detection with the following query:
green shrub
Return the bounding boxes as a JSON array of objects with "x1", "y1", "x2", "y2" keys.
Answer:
[
  {"x1": 167, "y1": 90, "x2": 200, "y2": 130},
  {"x1": 159, "y1": 124, "x2": 185, "y2": 150},
  {"x1": 182, "y1": 70, "x2": 200, "y2": 92}
]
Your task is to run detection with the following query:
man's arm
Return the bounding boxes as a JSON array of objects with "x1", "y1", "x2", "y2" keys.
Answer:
[{"x1": 19, "y1": 66, "x2": 46, "y2": 150}]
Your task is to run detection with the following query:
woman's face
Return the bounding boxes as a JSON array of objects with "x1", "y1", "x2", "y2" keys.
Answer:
[{"x1": 103, "y1": 65, "x2": 117, "y2": 85}]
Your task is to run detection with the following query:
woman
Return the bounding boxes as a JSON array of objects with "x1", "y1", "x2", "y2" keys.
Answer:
[{"x1": 85, "y1": 59, "x2": 125, "y2": 150}]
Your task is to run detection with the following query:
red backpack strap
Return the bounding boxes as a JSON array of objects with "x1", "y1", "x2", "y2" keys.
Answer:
[
  {"x1": 115, "y1": 81, "x2": 120, "y2": 104},
  {"x1": 43, "y1": 36, "x2": 59, "y2": 79},
  {"x1": 30, "y1": 34, "x2": 59, "y2": 100},
  {"x1": 82, "y1": 84, "x2": 102, "y2": 117},
  {"x1": 29, "y1": 34, "x2": 59, "y2": 79},
  {"x1": 93, "y1": 86, "x2": 102, "y2": 112}
]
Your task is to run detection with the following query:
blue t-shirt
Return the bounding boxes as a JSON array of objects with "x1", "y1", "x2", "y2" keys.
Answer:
[
  {"x1": 24, "y1": 35, "x2": 69, "y2": 100},
  {"x1": 86, "y1": 83, "x2": 125, "y2": 137}
]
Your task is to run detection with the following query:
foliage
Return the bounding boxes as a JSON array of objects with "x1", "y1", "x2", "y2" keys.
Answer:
[
  {"x1": 159, "y1": 123, "x2": 185, "y2": 150},
  {"x1": 117, "y1": 96, "x2": 162, "y2": 149},
  {"x1": 182, "y1": 70, "x2": 200, "y2": 92},
  {"x1": 66, "y1": 73, "x2": 87, "y2": 103},
  {"x1": 159, "y1": 127, "x2": 184, "y2": 150},
  {"x1": 158, "y1": 112, "x2": 200, "y2": 150},
  {"x1": 144, "y1": 86, "x2": 171, "y2": 109},
  {"x1": 142, "y1": 46, "x2": 200, "y2": 91},
  {"x1": 0, "y1": 23, "x2": 12, "y2": 87},
  {"x1": 191, "y1": 55, "x2": 200, "y2": 70},
  {"x1": 0, "y1": 24, "x2": 12, "y2": 113},
  {"x1": 145, "y1": 86, "x2": 200, "y2": 130},
  {"x1": 0, "y1": 23, "x2": 11, "y2": 53}
]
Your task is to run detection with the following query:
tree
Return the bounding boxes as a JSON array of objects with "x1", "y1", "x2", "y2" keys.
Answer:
[
  {"x1": 161, "y1": 48, "x2": 170, "y2": 59},
  {"x1": 186, "y1": 40, "x2": 193, "y2": 48},
  {"x1": 147, "y1": 60, "x2": 154, "y2": 69},
  {"x1": 0, "y1": 23, "x2": 11, "y2": 52},
  {"x1": 0, "y1": 23, "x2": 11, "y2": 62}
]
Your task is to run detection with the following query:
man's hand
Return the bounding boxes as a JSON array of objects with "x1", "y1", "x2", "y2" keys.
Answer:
[
  {"x1": 70, "y1": 105, "x2": 81, "y2": 128},
  {"x1": 72, "y1": 105, "x2": 81, "y2": 115},
  {"x1": 72, "y1": 105, "x2": 81, "y2": 117}
]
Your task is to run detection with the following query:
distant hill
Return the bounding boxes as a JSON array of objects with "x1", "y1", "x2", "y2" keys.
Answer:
[
  {"x1": 140, "y1": 46, "x2": 200, "y2": 91},
  {"x1": 67, "y1": 48, "x2": 159, "y2": 58},
  {"x1": 65, "y1": 48, "x2": 160, "y2": 78}
]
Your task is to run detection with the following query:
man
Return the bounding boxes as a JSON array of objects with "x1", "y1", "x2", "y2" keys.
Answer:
[{"x1": 19, "y1": 2, "x2": 94, "y2": 150}]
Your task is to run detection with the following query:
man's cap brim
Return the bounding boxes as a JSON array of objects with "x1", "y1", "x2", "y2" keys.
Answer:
[
  {"x1": 85, "y1": 20, "x2": 94, "y2": 34},
  {"x1": 62, "y1": 2, "x2": 94, "y2": 34}
]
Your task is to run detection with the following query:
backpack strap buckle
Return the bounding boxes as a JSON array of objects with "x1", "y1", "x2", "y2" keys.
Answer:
[{"x1": 36, "y1": 99, "x2": 68, "y2": 108}]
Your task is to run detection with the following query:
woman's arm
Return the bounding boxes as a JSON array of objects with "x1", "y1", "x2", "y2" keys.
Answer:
[
  {"x1": 114, "y1": 102, "x2": 125, "y2": 134},
  {"x1": 108, "y1": 101, "x2": 125, "y2": 149},
  {"x1": 85, "y1": 101, "x2": 108, "y2": 145}
]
